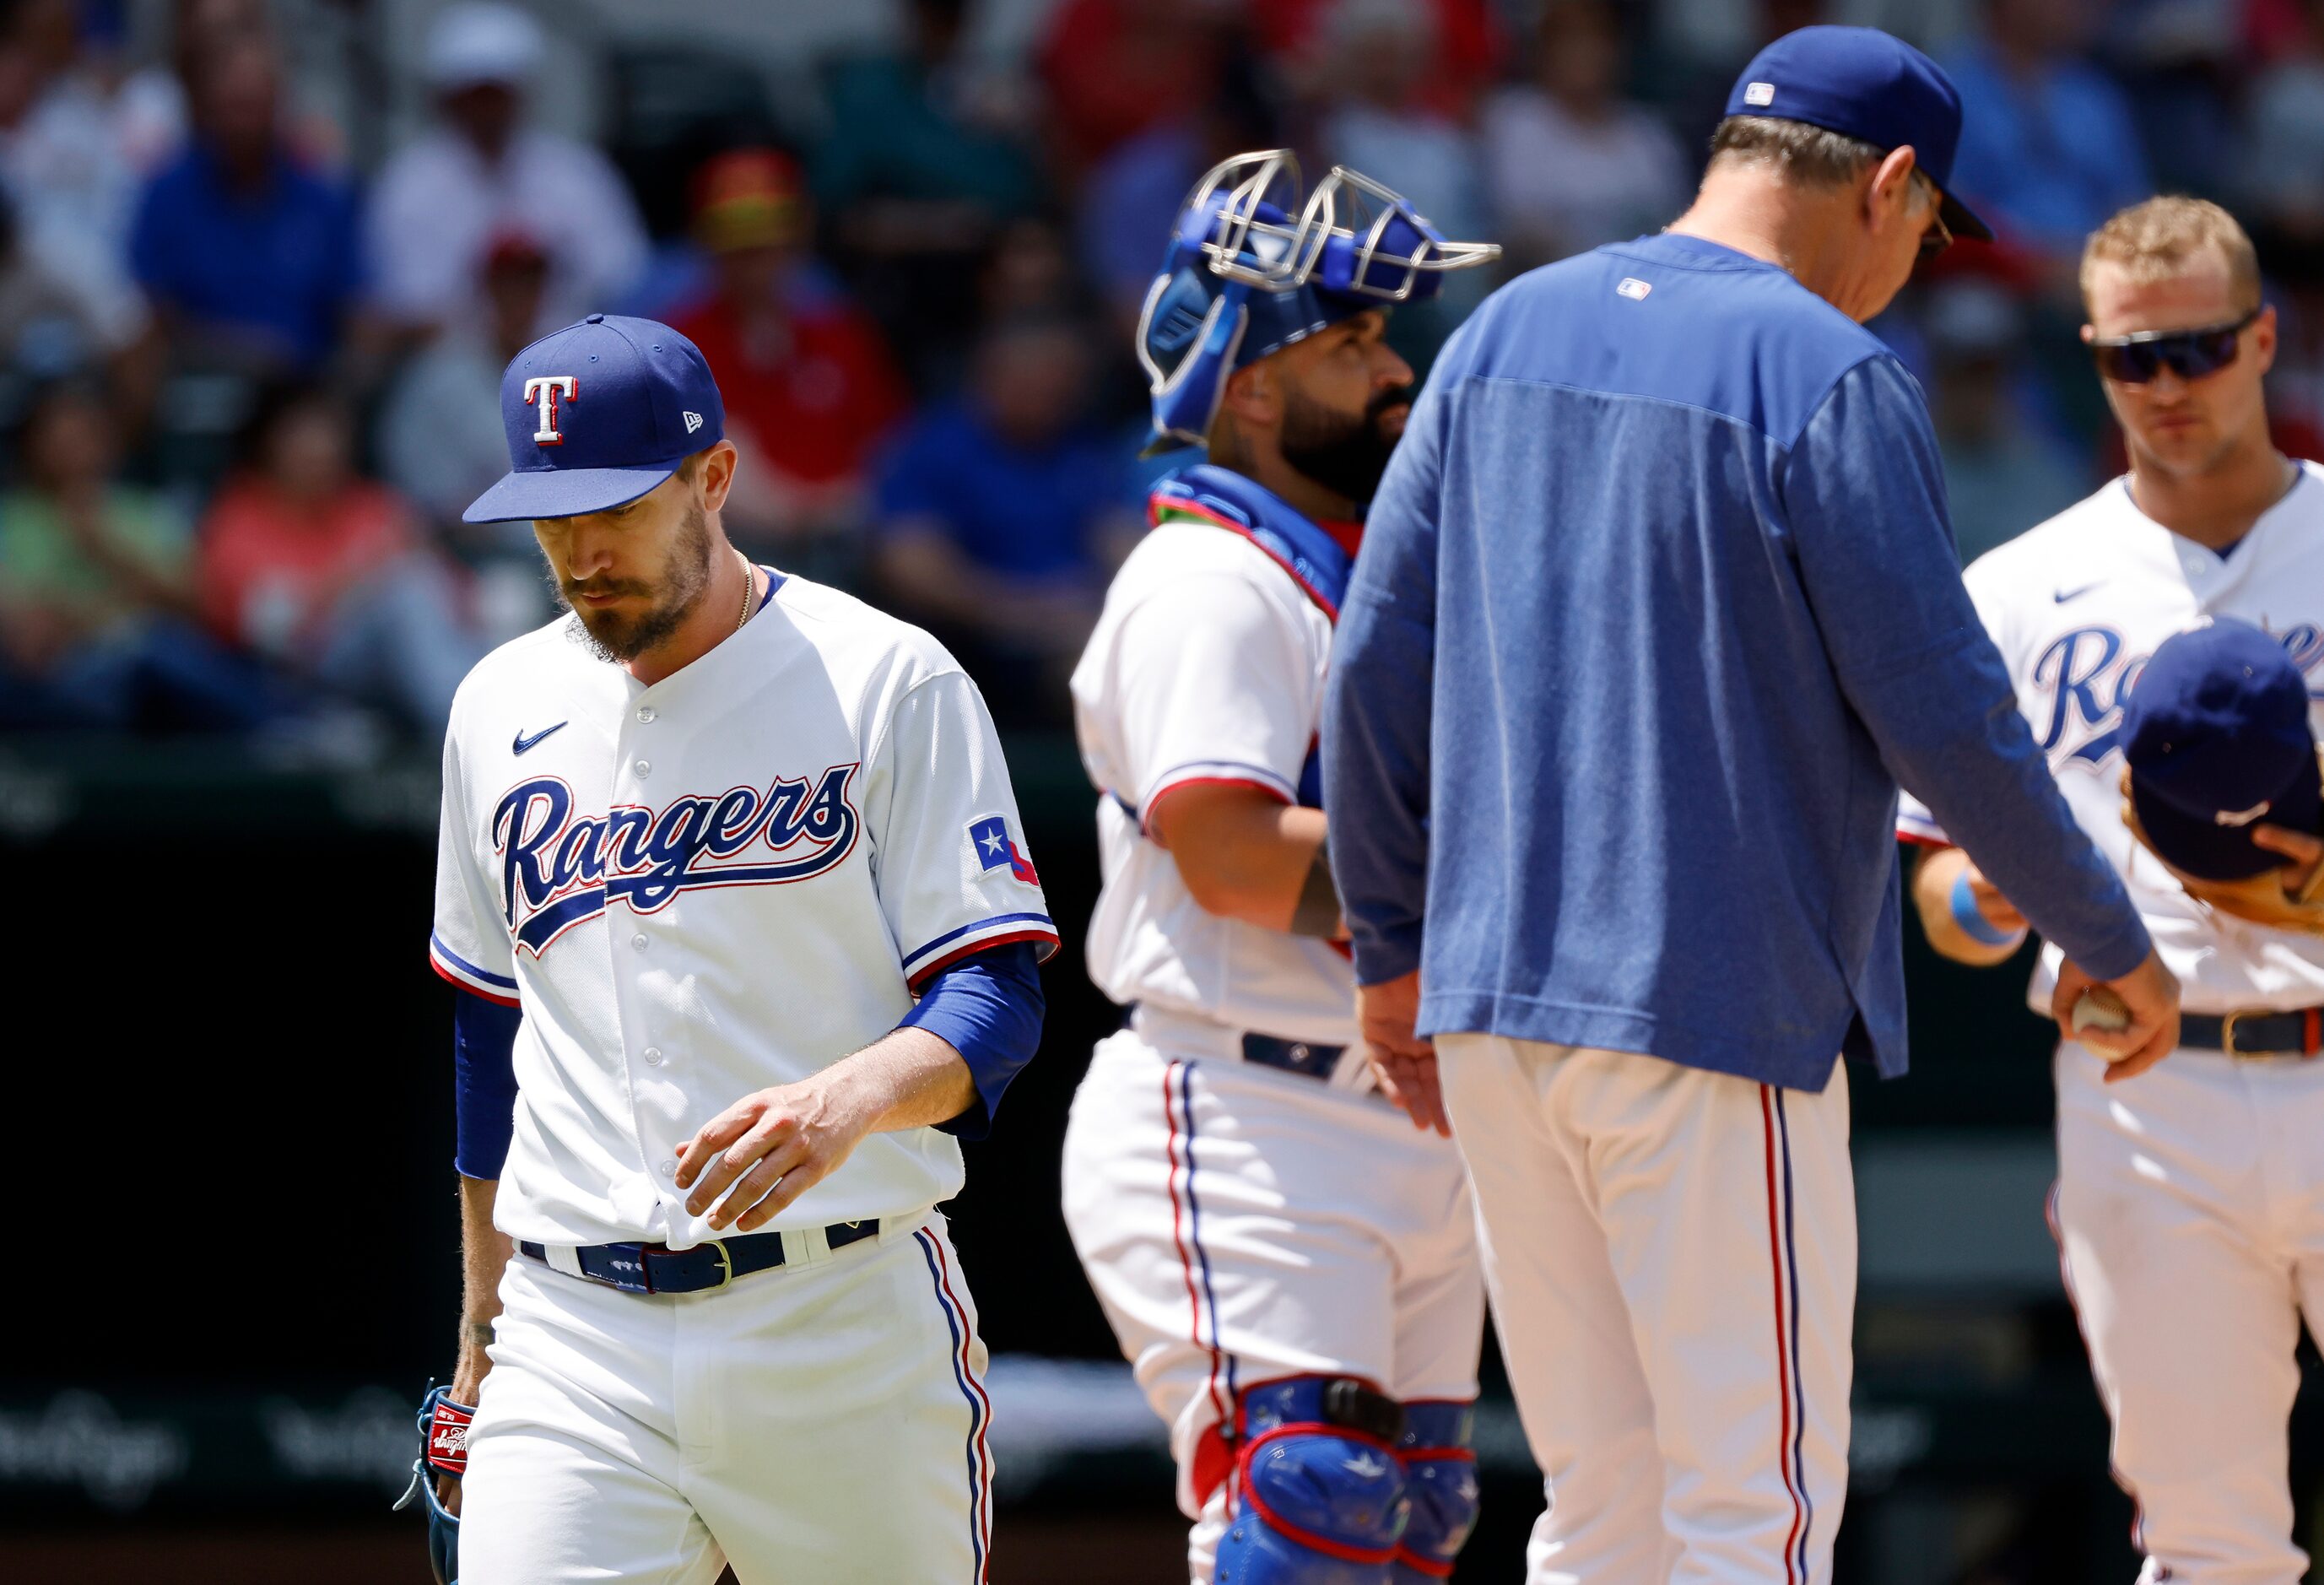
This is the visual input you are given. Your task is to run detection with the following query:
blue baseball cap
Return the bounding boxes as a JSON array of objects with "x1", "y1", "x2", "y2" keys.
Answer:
[
  {"x1": 1725, "y1": 25, "x2": 1992, "y2": 243},
  {"x1": 463, "y1": 313, "x2": 727, "y2": 524},
  {"x1": 2121, "y1": 619, "x2": 2321, "y2": 881}
]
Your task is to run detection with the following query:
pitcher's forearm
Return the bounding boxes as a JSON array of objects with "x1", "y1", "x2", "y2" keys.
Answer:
[
  {"x1": 825, "y1": 1026, "x2": 978, "y2": 1135},
  {"x1": 454, "y1": 1174, "x2": 511, "y2": 1399}
]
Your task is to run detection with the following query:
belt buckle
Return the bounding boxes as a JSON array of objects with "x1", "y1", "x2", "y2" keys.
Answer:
[
  {"x1": 703, "y1": 1239, "x2": 733, "y2": 1290},
  {"x1": 2220, "y1": 1009, "x2": 2248, "y2": 1056},
  {"x1": 2218, "y1": 1009, "x2": 2289, "y2": 1060}
]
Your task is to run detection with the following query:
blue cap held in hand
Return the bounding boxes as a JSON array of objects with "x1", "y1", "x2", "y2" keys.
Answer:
[
  {"x1": 1724, "y1": 25, "x2": 1992, "y2": 243},
  {"x1": 2121, "y1": 618, "x2": 2321, "y2": 882},
  {"x1": 463, "y1": 313, "x2": 727, "y2": 524}
]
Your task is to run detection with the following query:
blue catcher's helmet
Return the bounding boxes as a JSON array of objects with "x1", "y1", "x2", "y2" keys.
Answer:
[{"x1": 1137, "y1": 149, "x2": 1498, "y2": 453}]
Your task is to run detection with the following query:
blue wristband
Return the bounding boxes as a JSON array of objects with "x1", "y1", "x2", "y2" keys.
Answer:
[{"x1": 1950, "y1": 868, "x2": 2026, "y2": 948}]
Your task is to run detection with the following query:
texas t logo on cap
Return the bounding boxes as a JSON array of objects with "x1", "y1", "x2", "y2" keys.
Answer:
[
  {"x1": 522, "y1": 375, "x2": 577, "y2": 444},
  {"x1": 464, "y1": 313, "x2": 727, "y2": 524}
]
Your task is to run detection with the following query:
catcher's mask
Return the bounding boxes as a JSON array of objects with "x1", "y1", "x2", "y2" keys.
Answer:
[
  {"x1": 2122, "y1": 617, "x2": 2324, "y2": 881},
  {"x1": 1136, "y1": 149, "x2": 1497, "y2": 455}
]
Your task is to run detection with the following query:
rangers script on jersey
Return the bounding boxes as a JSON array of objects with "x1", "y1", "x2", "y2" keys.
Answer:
[
  {"x1": 430, "y1": 573, "x2": 1057, "y2": 1250},
  {"x1": 1900, "y1": 462, "x2": 2324, "y2": 1013}
]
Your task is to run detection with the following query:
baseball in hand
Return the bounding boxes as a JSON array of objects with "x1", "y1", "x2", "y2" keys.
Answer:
[{"x1": 2071, "y1": 987, "x2": 2133, "y2": 1052}]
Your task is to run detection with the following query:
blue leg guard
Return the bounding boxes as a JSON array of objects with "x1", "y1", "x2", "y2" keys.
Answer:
[
  {"x1": 1213, "y1": 1378, "x2": 1410, "y2": 1585},
  {"x1": 1391, "y1": 1401, "x2": 1479, "y2": 1582}
]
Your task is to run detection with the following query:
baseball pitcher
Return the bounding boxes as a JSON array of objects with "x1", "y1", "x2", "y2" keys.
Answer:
[{"x1": 404, "y1": 313, "x2": 1055, "y2": 1584}]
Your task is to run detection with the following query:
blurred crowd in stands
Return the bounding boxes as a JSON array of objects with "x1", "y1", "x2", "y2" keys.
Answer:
[{"x1": 4, "y1": 0, "x2": 2324, "y2": 749}]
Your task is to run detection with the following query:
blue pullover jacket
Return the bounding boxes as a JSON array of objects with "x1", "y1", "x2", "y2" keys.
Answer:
[{"x1": 1321, "y1": 233, "x2": 2149, "y2": 1090}]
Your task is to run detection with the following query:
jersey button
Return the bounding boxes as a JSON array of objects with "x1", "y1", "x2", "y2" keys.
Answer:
[
  {"x1": 635, "y1": 706, "x2": 656, "y2": 724},
  {"x1": 643, "y1": 1047, "x2": 663, "y2": 1065},
  {"x1": 661, "y1": 1157, "x2": 676, "y2": 1176},
  {"x1": 631, "y1": 933, "x2": 648, "y2": 951},
  {"x1": 635, "y1": 759, "x2": 651, "y2": 777}
]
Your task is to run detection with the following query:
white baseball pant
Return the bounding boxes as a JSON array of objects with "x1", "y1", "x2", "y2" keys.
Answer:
[
  {"x1": 457, "y1": 1214, "x2": 992, "y2": 1584},
  {"x1": 1436, "y1": 1033, "x2": 1854, "y2": 1584},
  {"x1": 2054, "y1": 1037, "x2": 2324, "y2": 1585},
  {"x1": 1062, "y1": 1023, "x2": 1485, "y2": 1580}
]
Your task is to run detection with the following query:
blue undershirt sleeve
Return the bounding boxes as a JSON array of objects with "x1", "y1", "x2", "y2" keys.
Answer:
[
  {"x1": 452, "y1": 988, "x2": 521, "y2": 1179},
  {"x1": 901, "y1": 940, "x2": 1046, "y2": 1140}
]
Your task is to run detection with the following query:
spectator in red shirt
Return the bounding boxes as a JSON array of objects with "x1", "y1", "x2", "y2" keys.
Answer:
[
  {"x1": 197, "y1": 380, "x2": 483, "y2": 733},
  {"x1": 669, "y1": 149, "x2": 910, "y2": 568},
  {"x1": 1035, "y1": 0, "x2": 1225, "y2": 175}
]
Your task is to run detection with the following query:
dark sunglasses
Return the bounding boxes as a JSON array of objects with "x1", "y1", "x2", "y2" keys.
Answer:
[{"x1": 2089, "y1": 309, "x2": 2261, "y2": 385}]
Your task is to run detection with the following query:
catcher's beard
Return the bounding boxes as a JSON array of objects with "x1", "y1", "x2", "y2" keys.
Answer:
[
  {"x1": 558, "y1": 501, "x2": 715, "y2": 664},
  {"x1": 1279, "y1": 381, "x2": 1413, "y2": 506}
]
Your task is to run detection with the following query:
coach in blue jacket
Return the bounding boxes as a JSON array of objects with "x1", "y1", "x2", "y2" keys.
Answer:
[{"x1": 1323, "y1": 26, "x2": 2179, "y2": 1579}]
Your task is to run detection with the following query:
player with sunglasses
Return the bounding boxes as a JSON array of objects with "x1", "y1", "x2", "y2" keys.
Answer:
[{"x1": 1906, "y1": 196, "x2": 2324, "y2": 1583}]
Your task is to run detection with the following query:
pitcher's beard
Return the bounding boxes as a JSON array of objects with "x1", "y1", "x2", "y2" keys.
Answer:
[{"x1": 559, "y1": 503, "x2": 715, "y2": 663}]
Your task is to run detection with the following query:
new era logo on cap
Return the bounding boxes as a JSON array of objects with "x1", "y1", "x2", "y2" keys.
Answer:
[
  {"x1": 1744, "y1": 80, "x2": 1775, "y2": 105},
  {"x1": 684, "y1": 410, "x2": 704, "y2": 434}
]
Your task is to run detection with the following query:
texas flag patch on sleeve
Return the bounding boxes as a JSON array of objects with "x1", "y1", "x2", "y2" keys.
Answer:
[{"x1": 967, "y1": 814, "x2": 1039, "y2": 884}]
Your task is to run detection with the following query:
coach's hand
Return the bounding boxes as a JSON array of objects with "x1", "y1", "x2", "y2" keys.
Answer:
[
  {"x1": 676, "y1": 1077, "x2": 876, "y2": 1233},
  {"x1": 2051, "y1": 947, "x2": 2180, "y2": 1084},
  {"x1": 1360, "y1": 970, "x2": 1450, "y2": 1137}
]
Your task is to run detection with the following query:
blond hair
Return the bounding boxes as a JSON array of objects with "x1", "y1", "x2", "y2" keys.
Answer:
[{"x1": 2080, "y1": 197, "x2": 2262, "y2": 313}]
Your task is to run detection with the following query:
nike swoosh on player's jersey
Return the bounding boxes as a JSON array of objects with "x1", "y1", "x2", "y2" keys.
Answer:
[
  {"x1": 512, "y1": 721, "x2": 568, "y2": 755},
  {"x1": 2052, "y1": 583, "x2": 2103, "y2": 603}
]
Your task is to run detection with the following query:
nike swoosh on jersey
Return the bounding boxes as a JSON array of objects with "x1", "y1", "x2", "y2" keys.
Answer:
[
  {"x1": 2052, "y1": 583, "x2": 2104, "y2": 603},
  {"x1": 512, "y1": 722, "x2": 569, "y2": 755}
]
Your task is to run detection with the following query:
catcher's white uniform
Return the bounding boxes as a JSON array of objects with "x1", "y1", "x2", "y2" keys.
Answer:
[{"x1": 1062, "y1": 469, "x2": 1484, "y2": 1582}]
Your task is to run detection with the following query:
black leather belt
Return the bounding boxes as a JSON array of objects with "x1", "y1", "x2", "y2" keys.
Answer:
[
  {"x1": 1240, "y1": 1032, "x2": 1346, "y2": 1080},
  {"x1": 518, "y1": 1220, "x2": 882, "y2": 1296},
  {"x1": 2181, "y1": 1008, "x2": 2324, "y2": 1058}
]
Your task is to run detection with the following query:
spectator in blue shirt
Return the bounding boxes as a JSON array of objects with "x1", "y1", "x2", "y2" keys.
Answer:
[
  {"x1": 1943, "y1": 0, "x2": 2153, "y2": 273},
  {"x1": 127, "y1": 29, "x2": 365, "y2": 375},
  {"x1": 872, "y1": 310, "x2": 1138, "y2": 723}
]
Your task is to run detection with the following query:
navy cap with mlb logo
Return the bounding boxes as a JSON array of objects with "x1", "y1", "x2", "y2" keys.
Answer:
[
  {"x1": 1725, "y1": 25, "x2": 1993, "y2": 244},
  {"x1": 2122, "y1": 619, "x2": 2323, "y2": 882},
  {"x1": 463, "y1": 312, "x2": 727, "y2": 523}
]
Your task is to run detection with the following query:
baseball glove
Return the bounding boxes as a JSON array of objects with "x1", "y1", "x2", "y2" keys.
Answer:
[{"x1": 393, "y1": 1382, "x2": 473, "y2": 1585}]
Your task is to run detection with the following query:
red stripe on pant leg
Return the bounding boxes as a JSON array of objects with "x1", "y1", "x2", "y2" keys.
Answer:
[
  {"x1": 928, "y1": 1231, "x2": 997, "y2": 1569},
  {"x1": 1761, "y1": 1085, "x2": 1803, "y2": 1585},
  {"x1": 1163, "y1": 1062, "x2": 1229, "y2": 1440}
]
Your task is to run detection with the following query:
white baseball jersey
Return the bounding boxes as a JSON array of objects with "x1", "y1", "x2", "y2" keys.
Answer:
[
  {"x1": 429, "y1": 573, "x2": 1057, "y2": 1250},
  {"x1": 1899, "y1": 463, "x2": 2324, "y2": 1014},
  {"x1": 1071, "y1": 521, "x2": 1357, "y2": 1052}
]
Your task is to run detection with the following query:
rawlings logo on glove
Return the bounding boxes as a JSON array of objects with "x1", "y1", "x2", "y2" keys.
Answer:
[{"x1": 427, "y1": 1397, "x2": 474, "y2": 1474}]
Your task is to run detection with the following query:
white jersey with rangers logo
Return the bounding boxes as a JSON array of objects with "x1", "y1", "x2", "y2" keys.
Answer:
[
  {"x1": 1900, "y1": 462, "x2": 2324, "y2": 1014},
  {"x1": 1063, "y1": 465, "x2": 1483, "y2": 1583},
  {"x1": 1073, "y1": 519, "x2": 1358, "y2": 1057},
  {"x1": 430, "y1": 572, "x2": 1057, "y2": 1250}
]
